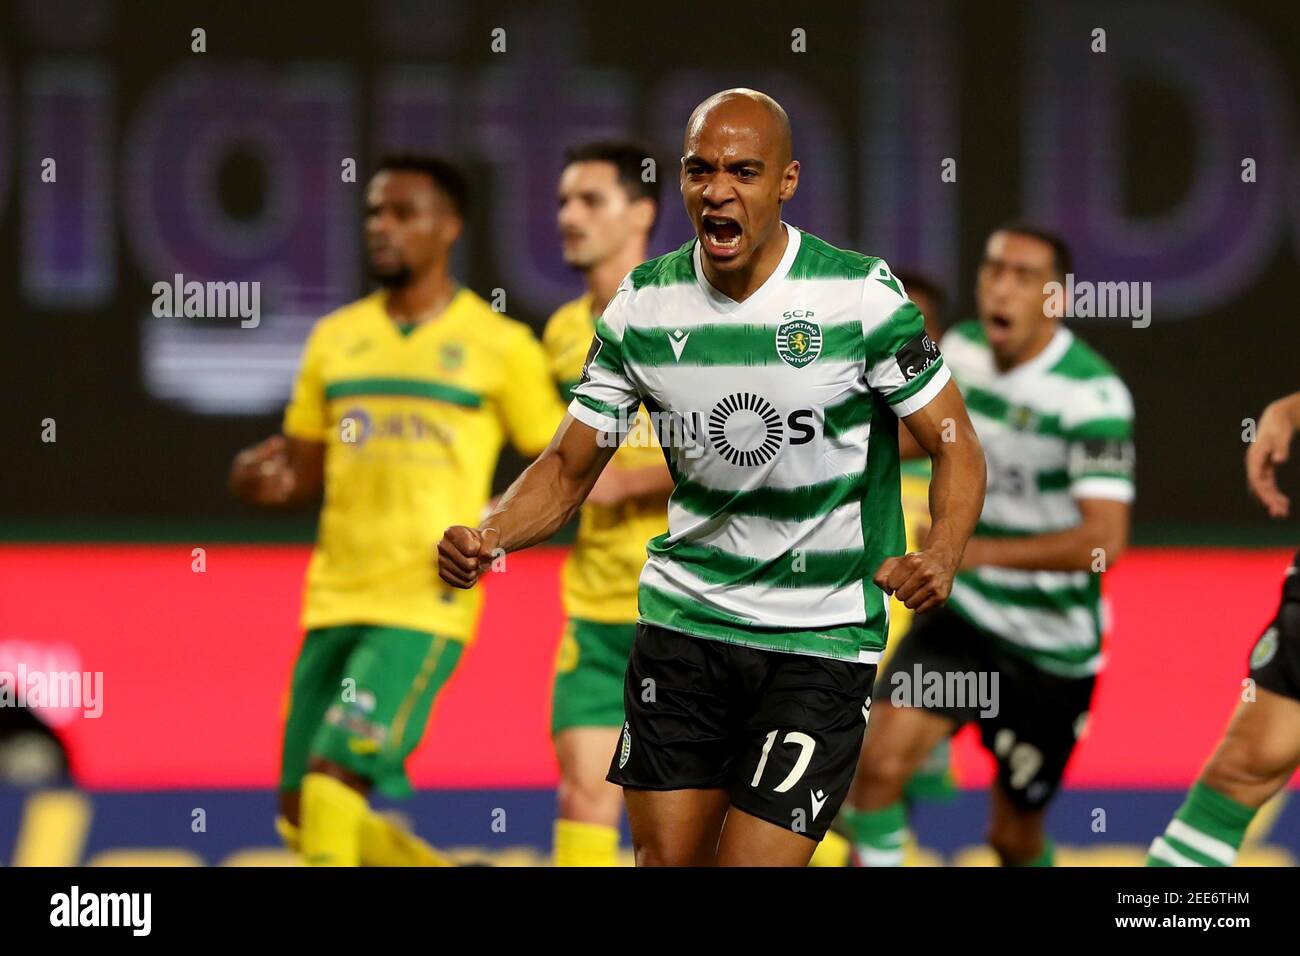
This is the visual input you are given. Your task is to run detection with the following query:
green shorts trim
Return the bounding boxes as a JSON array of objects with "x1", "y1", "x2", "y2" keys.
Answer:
[
  {"x1": 550, "y1": 618, "x2": 636, "y2": 734},
  {"x1": 279, "y1": 624, "x2": 464, "y2": 799}
]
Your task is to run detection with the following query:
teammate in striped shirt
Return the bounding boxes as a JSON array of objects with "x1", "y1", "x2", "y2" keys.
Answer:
[
  {"x1": 438, "y1": 89, "x2": 986, "y2": 867},
  {"x1": 844, "y1": 225, "x2": 1135, "y2": 866},
  {"x1": 1147, "y1": 390, "x2": 1300, "y2": 866}
]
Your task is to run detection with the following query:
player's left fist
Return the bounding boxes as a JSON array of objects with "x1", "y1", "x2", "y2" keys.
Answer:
[
  {"x1": 437, "y1": 526, "x2": 499, "y2": 589},
  {"x1": 872, "y1": 548, "x2": 958, "y2": 614}
]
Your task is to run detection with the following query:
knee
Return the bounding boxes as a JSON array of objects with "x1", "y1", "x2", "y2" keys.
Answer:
[
  {"x1": 857, "y1": 737, "x2": 915, "y2": 800},
  {"x1": 633, "y1": 839, "x2": 702, "y2": 867},
  {"x1": 557, "y1": 773, "x2": 621, "y2": 824},
  {"x1": 1201, "y1": 743, "x2": 1285, "y2": 797}
]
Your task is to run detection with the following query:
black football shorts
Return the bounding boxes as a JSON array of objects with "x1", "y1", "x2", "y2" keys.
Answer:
[{"x1": 608, "y1": 622, "x2": 876, "y2": 841}]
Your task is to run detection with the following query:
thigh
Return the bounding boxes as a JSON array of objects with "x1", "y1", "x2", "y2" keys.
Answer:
[
  {"x1": 1202, "y1": 688, "x2": 1300, "y2": 807},
  {"x1": 608, "y1": 624, "x2": 738, "y2": 791},
  {"x1": 279, "y1": 626, "x2": 359, "y2": 793},
  {"x1": 715, "y1": 805, "x2": 819, "y2": 867},
  {"x1": 309, "y1": 626, "x2": 463, "y2": 797},
  {"x1": 625, "y1": 788, "x2": 730, "y2": 866},
  {"x1": 728, "y1": 652, "x2": 878, "y2": 843}
]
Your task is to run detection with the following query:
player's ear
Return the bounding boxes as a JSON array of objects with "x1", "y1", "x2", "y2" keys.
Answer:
[
  {"x1": 779, "y1": 160, "x2": 799, "y2": 202},
  {"x1": 632, "y1": 197, "x2": 656, "y2": 236},
  {"x1": 441, "y1": 213, "x2": 464, "y2": 246}
]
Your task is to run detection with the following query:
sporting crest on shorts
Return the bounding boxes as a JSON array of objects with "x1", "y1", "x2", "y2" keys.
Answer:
[
  {"x1": 619, "y1": 720, "x2": 632, "y2": 769},
  {"x1": 1251, "y1": 627, "x2": 1279, "y2": 669},
  {"x1": 775, "y1": 318, "x2": 822, "y2": 369}
]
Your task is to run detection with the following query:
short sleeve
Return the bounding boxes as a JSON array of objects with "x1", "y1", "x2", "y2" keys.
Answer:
[
  {"x1": 282, "y1": 322, "x2": 329, "y2": 442},
  {"x1": 861, "y1": 260, "x2": 950, "y2": 417},
  {"x1": 1063, "y1": 377, "x2": 1136, "y2": 502},
  {"x1": 568, "y1": 283, "x2": 643, "y2": 435},
  {"x1": 498, "y1": 325, "x2": 568, "y2": 457},
  {"x1": 542, "y1": 305, "x2": 591, "y2": 402}
]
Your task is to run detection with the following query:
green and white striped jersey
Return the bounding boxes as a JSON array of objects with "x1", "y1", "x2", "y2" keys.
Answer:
[
  {"x1": 942, "y1": 320, "x2": 1135, "y2": 677},
  {"x1": 568, "y1": 225, "x2": 949, "y2": 663}
]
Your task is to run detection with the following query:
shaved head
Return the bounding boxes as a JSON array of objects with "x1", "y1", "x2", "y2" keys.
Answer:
[
  {"x1": 680, "y1": 88, "x2": 799, "y2": 293},
  {"x1": 685, "y1": 88, "x2": 793, "y2": 166}
]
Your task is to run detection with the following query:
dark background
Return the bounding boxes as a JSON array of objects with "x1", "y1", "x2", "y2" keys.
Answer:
[{"x1": 2, "y1": 0, "x2": 1298, "y2": 543}]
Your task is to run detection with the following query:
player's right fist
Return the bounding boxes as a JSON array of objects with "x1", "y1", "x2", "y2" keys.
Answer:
[{"x1": 438, "y1": 526, "x2": 499, "y2": 589}]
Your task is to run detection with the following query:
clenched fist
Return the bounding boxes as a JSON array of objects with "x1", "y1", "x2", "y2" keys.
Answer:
[
  {"x1": 873, "y1": 549, "x2": 959, "y2": 614},
  {"x1": 437, "y1": 526, "x2": 501, "y2": 589},
  {"x1": 229, "y1": 435, "x2": 297, "y2": 505}
]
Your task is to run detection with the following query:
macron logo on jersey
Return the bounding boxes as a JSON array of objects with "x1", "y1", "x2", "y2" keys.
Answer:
[{"x1": 669, "y1": 328, "x2": 690, "y2": 362}]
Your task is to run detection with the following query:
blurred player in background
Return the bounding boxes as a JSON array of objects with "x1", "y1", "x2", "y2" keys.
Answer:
[
  {"x1": 844, "y1": 225, "x2": 1135, "y2": 866},
  {"x1": 882, "y1": 270, "x2": 957, "y2": 804},
  {"x1": 229, "y1": 156, "x2": 565, "y2": 866},
  {"x1": 813, "y1": 270, "x2": 953, "y2": 867},
  {"x1": 1147, "y1": 390, "x2": 1300, "y2": 866},
  {"x1": 543, "y1": 141, "x2": 673, "y2": 866}
]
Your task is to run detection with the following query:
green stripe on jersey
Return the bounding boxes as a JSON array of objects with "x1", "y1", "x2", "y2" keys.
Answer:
[
  {"x1": 638, "y1": 584, "x2": 882, "y2": 659},
  {"x1": 630, "y1": 241, "x2": 695, "y2": 289},
  {"x1": 622, "y1": 321, "x2": 865, "y2": 367},
  {"x1": 671, "y1": 471, "x2": 867, "y2": 522},
  {"x1": 787, "y1": 231, "x2": 877, "y2": 279},
  {"x1": 953, "y1": 571, "x2": 1099, "y2": 615},
  {"x1": 573, "y1": 392, "x2": 637, "y2": 421},
  {"x1": 324, "y1": 378, "x2": 482, "y2": 408},
  {"x1": 647, "y1": 538, "x2": 869, "y2": 589}
]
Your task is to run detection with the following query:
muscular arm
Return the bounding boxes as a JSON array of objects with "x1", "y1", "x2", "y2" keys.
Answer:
[
  {"x1": 229, "y1": 434, "x2": 324, "y2": 507},
  {"x1": 437, "y1": 415, "x2": 618, "y2": 588},
  {"x1": 874, "y1": 379, "x2": 987, "y2": 611},
  {"x1": 962, "y1": 497, "x2": 1130, "y2": 572}
]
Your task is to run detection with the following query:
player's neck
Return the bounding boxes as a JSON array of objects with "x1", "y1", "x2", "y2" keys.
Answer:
[
  {"x1": 586, "y1": 242, "x2": 646, "y2": 317},
  {"x1": 385, "y1": 268, "x2": 458, "y2": 326},
  {"x1": 703, "y1": 223, "x2": 788, "y2": 303}
]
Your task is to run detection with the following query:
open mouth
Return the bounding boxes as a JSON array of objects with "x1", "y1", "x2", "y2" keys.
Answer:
[
  {"x1": 985, "y1": 312, "x2": 1014, "y2": 344},
  {"x1": 701, "y1": 215, "x2": 743, "y2": 257}
]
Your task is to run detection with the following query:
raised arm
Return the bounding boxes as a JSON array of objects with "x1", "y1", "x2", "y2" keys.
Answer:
[
  {"x1": 437, "y1": 415, "x2": 618, "y2": 588},
  {"x1": 873, "y1": 379, "x2": 986, "y2": 612}
]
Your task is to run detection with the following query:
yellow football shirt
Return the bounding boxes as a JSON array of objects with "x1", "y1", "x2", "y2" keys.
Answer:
[
  {"x1": 283, "y1": 288, "x2": 566, "y2": 641},
  {"x1": 543, "y1": 295, "x2": 668, "y2": 623}
]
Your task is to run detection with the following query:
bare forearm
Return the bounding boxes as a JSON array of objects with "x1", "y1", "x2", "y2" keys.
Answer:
[
  {"x1": 478, "y1": 455, "x2": 585, "y2": 552},
  {"x1": 967, "y1": 523, "x2": 1124, "y2": 572},
  {"x1": 922, "y1": 436, "x2": 985, "y2": 564},
  {"x1": 619, "y1": 463, "x2": 675, "y2": 502}
]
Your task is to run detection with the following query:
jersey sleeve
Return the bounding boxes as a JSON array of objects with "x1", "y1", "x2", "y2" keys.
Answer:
[
  {"x1": 1062, "y1": 376, "x2": 1136, "y2": 502},
  {"x1": 282, "y1": 321, "x2": 330, "y2": 442},
  {"x1": 861, "y1": 260, "x2": 950, "y2": 417},
  {"x1": 542, "y1": 306, "x2": 591, "y2": 402},
  {"x1": 567, "y1": 282, "x2": 643, "y2": 436}
]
